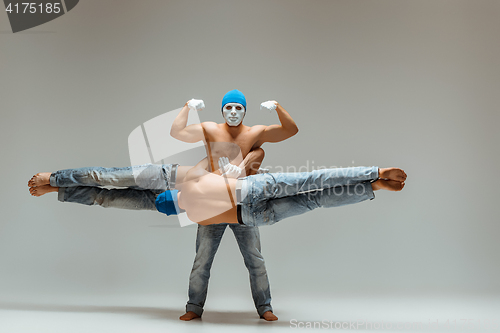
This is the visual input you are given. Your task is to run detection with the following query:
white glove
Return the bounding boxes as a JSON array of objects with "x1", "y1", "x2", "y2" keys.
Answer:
[
  {"x1": 218, "y1": 157, "x2": 242, "y2": 178},
  {"x1": 188, "y1": 99, "x2": 205, "y2": 111},
  {"x1": 260, "y1": 100, "x2": 277, "y2": 112}
]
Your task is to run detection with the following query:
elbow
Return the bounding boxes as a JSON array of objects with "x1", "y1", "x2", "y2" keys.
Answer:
[
  {"x1": 254, "y1": 147, "x2": 265, "y2": 161},
  {"x1": 170, "y1": 128, "x2": 180, "y2": 140},
  {"x1": 290, "y1": 125, "x2": 299, "y2": 137}
]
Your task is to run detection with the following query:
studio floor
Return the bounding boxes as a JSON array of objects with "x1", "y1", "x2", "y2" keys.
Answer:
[{"x1": 1, "y1": 294, "x2": 499, "y2": 333}]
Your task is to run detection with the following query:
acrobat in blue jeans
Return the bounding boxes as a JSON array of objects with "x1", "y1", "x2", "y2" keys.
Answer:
[{"x1": 186, "y1": 223, "x2": 273, "y2": 317}]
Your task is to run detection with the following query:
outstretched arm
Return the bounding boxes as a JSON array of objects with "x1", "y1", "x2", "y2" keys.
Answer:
[
  {"x1": 170, "y1": 100, "x2": 207, "y2": 143},
  {"x1": 256, "y1": 101, "x2": 299, "y2": 145}
]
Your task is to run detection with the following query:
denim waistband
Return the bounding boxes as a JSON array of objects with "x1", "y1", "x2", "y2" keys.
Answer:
[{"x1": 236, "y1": 179, "x2": 243, "y2": 203}]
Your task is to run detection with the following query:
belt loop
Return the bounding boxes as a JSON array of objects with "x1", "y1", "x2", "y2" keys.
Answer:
[
  {"x1": 236, "y1": 179, "x2": 242, "y2": 203},
  {"x1": 170, "y1": 164, "x2": 178, "y2": 190}
]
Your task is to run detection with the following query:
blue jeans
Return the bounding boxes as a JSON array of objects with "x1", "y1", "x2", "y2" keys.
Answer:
[
  {"x1": 186, "y1": 224, "x2": 273, "y2": 317},
  {"x1": 51, "y1": 164, "x2": 176, "y2": 210},
  {"x1": 239, "y1": 166, "x2": 379, "y2": 226}
]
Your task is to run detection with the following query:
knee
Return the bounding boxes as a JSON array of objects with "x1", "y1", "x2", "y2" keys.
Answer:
[
  {"x1": 246, "y1": 261, "x2": 267, "y2": 276},
  {"x1": 93, "y1": 188, "x2": 110, "y2": 207},
  {"x1": 89, "y1": 170, "x2": 101, "y2": 182},
  {"x1": 243, "y1": 252, "x2": 266, "y2": 271},
  {"x1": 303, "y1": 192, "x2": 322, "y2": 209}
]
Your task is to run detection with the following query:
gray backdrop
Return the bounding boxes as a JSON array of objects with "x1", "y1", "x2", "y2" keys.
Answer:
[{"x1": 1, "y1": 0, "x2": 499, "y2": 306}]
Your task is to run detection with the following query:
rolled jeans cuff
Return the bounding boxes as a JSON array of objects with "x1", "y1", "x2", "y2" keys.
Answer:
[
  {"x1": 57, "y1": 187, "x2": 66, "y2": 202},
  {"x1": 370, "y1": 166, "x2": 379, "y2": 180},
  {"x1": 366, "y1": 180, "x2": 376, "y2": 200},
  {"x1": 49, "y1": 173, "x2": 57, "y2": 187},
  {"x1": 257, "y1": 304, "x2": 273, "y2": 317},
  {"x1": 186, "y1": 303, "x2": 204, "y2": 317}
]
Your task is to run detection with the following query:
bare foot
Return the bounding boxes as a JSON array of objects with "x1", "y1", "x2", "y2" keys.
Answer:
[
  {"x1": 28, "y1": 172, "x2": 52, "y2": 187},
  {"x1": 179, "y1": 311, "x2": 201, "y2": 321},
  {"x1": 29, "y1": 184, "x2": 58, "y2": 197},
  {"x1": 378, "y1": 168, "x2": 407, "y2": 182},
  {"x1": 371, "y1": 179, "x2": 405, "y2": 192},
  {"x1": 261, "y1": 311, "x2": 278, "y2": 321}
]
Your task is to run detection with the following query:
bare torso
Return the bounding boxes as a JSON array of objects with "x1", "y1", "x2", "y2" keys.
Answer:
[{"x1": 202, "y1": 122, "x2": 266, "y2": 171}]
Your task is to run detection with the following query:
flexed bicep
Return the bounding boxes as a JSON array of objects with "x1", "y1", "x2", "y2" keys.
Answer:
[
  {"x1": 170, "y1": 100, "x2": 207, "y2": 143},
  {"x1": 171, "y1": 123, "x2": 205, "y2": 143}
]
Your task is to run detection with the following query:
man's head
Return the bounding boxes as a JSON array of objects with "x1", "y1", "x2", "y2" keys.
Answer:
[{"x1": 221, "y1": 89, "x2": 246, "y2": 126}]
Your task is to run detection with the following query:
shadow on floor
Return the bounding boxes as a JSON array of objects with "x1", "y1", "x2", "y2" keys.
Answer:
[{"x1": 0, "y1": 302, "x2": 290, "y2": 327}]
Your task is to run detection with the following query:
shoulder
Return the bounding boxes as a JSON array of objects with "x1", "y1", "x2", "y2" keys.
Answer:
[
  {"x1": 201, "y1": 121, "x2": 219, "y2": 131},
  {"x1": 247, "y1": 124, "x2": 267, "y2": 133}
]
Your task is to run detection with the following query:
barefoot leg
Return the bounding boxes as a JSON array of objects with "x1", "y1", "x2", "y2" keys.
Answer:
[
  {"x1": 29, "y1": 184, "x2": 59, "y2": 197},
  {"x1": 371, "y1": 179, "x2": 405, "y2": 192},
  {"x1": 28, "y1": 172, "x2": 53, "y2": 187},
  {"x1": 378, "y1": 168, "x2": 407, "y2": 182},
  {"x1": 261, "y1": 310, "x2": 278, "y2": 321},
  {"x1": 179, "y1": 311, "x2": 201, "y2": 321}
]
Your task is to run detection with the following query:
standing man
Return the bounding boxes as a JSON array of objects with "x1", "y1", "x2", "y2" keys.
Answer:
[{"x1": 170, "y1": 89, "x2": 298, "y2": 321}]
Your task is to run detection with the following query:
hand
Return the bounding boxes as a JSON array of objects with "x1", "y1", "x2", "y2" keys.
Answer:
[
  {"x1": 260, "y1": 100, "x2": 277, "y2": 112},
  {"x1": 188, "y1": 99, "x2": 205, "y2": 111},
  {"x1": 218, "y1": 157, "x2": 242, "y2": 178}
]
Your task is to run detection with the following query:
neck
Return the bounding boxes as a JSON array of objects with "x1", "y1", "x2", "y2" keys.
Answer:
[{"x1": 223, "y1": 122, "x2": 244, "y2": 134}]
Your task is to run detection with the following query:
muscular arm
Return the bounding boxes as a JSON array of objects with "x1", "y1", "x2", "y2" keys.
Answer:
[
  {"x1": 236, "y1": 148, "x2": 265, "y2": 176},
  {"x1": 170, "y1": 101, "x2": 208, "y2": 143},
  {"x1": 255, "y1": 102, "x2": 299, "y2": 145}
]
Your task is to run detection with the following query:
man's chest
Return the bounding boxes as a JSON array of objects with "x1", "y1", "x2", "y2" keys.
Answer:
[{"x1": 206, "y1": 131, "x2": 261, "y2": 156}]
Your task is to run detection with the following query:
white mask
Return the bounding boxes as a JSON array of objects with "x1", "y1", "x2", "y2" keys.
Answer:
[{"x1": 222, "y1": 103, "x2": 246, "y2": 126}]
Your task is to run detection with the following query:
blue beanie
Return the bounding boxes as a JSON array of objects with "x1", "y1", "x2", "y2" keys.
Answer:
[
  {"x1": 221, "y1": 89, "x2": 246, "y2": 110},
  {"x1": 155, "y1": 190, "x2": 180, "y2": 216}
]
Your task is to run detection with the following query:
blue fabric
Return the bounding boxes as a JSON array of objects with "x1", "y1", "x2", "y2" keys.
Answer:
[
  {"x1": 52, "y1": 164, "x2": 174, "y2": 211},
  {"x1": 155, "y1": 190, "x2": 179, "y2": 216},
  {"x1": 50, "y1": 164, "x2": 175, "y2": 190},
  {"x1": 239, "y1": 166, "x2": 379, "y2": 226},
  {"x1": 186, "y1": 224, "x2": 273, "y2": 317},
  {"x1": 221, "y1": 89, "x2": 246, "y2": 110}
]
